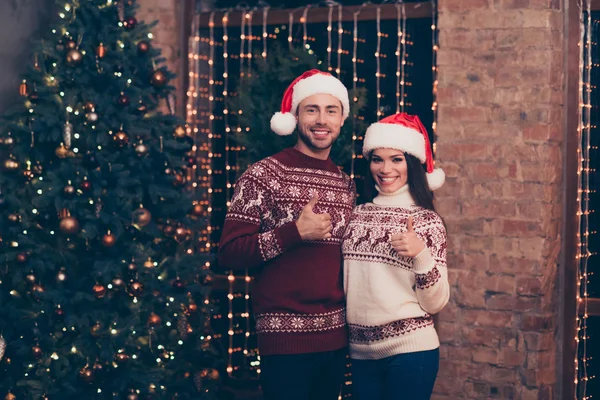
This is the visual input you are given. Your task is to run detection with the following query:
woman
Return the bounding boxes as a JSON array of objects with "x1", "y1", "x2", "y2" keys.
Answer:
[{"x1": 342, "y1": 112, "x2": 449, "y2": 400}]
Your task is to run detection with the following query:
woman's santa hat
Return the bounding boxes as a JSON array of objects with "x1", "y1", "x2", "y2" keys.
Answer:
[
  {"x1": 270, "y1": 69, "x2": 350, "y2": 136},
  {"x1": 362, "y1": 112, "x2": 445, "y2": 191}
]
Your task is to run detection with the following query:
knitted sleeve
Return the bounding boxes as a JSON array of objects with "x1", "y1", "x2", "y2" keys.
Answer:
[
  {"x1": 412, "y1": 212, "x2": 449, "y2": 315},
  {"x1": 218, "y1": 164, "x2": 302, "y2": 270}
]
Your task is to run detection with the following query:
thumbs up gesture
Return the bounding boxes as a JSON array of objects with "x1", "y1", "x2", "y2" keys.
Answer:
[
  {"x1": 390, "y1": 216, "x2": 426, "y2": 257},
  {"x1": 296, "y1": 193, "x2": 333, "y2": 241}
]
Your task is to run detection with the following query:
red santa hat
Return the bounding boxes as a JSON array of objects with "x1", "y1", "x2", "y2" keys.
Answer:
[
  {"x1": 270, "y1": 69, "x2": 350, "y2": 136},
  {"x1": 362, "y1": 112, "x2": 445, "y2": 191}
]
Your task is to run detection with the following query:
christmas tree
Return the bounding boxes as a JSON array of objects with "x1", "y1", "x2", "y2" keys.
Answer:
[{"x1": 0, "y1": 1, "x2": 222, "y2": 399}]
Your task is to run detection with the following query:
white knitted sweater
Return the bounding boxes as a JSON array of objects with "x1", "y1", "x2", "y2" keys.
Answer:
[{"x1": 342, "y1": 185, "x2": 449, "y2": 360}]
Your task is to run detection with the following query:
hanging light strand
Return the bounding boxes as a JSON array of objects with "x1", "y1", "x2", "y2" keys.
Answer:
[
  {"x1": 351, "y1": 10, "x2": 360, "y2": 180},
  {"x1": 375, "y1": 6, "x2": 382, "y2": 119},
  {"x1": 327, "y1": 4, "x2": 333, "y2": 71},
  {"x1": 575, "y1": 0, "x2": 593, "y2": 397},
  {"x1": 288, "y1": 11, "x2": 293, "y2": 49},
  {"x1": 336, "y1": 4, "x2": 343, "y2": 77},
  {"x1": 262, "y1": 7, "x2": 269, "y2": 58},
  {"x1": 431, "y1": 0, "x2": 438, "y2": 154},
  {"x1": 302, "y1": 6, "x2": 310, "y2": 48}
]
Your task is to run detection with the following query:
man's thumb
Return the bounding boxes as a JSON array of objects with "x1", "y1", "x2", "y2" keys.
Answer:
[{"x1": 305, "y1": 193, "x2": 319, "y2": 211}]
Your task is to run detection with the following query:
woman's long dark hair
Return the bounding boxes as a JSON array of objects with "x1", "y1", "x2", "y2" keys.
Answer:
[{"x1": 362, "y1": 152, "x2": 436, "y2": 212}]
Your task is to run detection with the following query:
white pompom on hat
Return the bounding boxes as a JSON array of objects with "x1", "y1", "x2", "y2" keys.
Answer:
[
  {"x1": 362, "y1": 113, "x2": 445, "y2": 191},
  {"x1": 270, "y1": 69, "x2": 350, "y2": 136}
]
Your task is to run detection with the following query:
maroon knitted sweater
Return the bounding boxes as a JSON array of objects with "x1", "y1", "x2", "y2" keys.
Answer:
[{"x1": 218, "y1": 147, "x2": 356, "y2": 355}]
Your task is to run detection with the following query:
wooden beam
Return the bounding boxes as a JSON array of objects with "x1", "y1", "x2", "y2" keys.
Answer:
[
  {"x1": 593, "y1": 0, "x2": 600, "y2": 10},
  {"x1": 195, "y1": 2, "x2": 433, "y2": 28},
  {"x1": 578, "y1": 298, "x2": 600, "y2": 317}
]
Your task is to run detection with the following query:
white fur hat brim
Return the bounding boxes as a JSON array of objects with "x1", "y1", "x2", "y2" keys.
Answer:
[
  {"x1": 362, "y1": 123, "x2": 426, "y2": 162},
  {"x1": 291, "y1": 74, "x2": 350, "y2": 120}
]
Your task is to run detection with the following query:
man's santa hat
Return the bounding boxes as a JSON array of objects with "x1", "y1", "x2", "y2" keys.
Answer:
[
  {"x1": 270, "y1": 69, "x2": 350, "y2": 136},
  {"x1": 362, "y1": 112, "x2": 445, "y2": 191}
]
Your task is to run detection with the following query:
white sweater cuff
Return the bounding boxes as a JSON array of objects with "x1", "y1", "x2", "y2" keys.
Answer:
[{"x1": 413, "y1": 248, "x2": 435, "y2": 273}]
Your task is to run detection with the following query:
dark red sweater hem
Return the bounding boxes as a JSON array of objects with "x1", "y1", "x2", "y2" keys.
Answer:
[{"x1": 257, "y1": 327, "x2": 349, "y2": 356}]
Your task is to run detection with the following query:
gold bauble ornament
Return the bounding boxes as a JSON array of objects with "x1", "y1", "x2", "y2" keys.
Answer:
[
  {"x1": 132, "y1": 207, "x2": 152, "y2": 227},
  {"x1": 32, "y1": 345, "x2": 43, "y2": 359},
  {"x1": 130, "y1": 281, "x2": 143, "y2": 296},
  {"x1": 55, "y1": 143, "x2": 70, "y2": 158},
  {"x1": 63, "y1": 184, "x2": 76, "y2": 196},
  {"x1": 150, "y1": 70, "x2": 167, "y2": 87},
  {"x1": 102, "y1": 232, "x2": 116, "y2": 247},
  {"x1": 79, "y1": 366, "x2": 94, "y2": 382},
  {"x1": 127, "y1": 393, "x2": 139, "y2": 400},
  {"x1": 87, "y1": 112, "x2": 98, "y2": 122},
  {"x1": 113, "y1": 130, "x2": 129, "y2": 147},
  {"x1": 84, "y1": 102, "x2": 95, "y2": 112},
  {"x1": 147, "y1": 313, "x2": 161, "y2": 327},
  {"x1": 192, "y1": 204, "x2": 203, "y2": 216},
  {"x1": 65, "y1": 40, "x2": 77, "y2": 50},
  {"x1": 59, "y1": 216, "x2": 80, "y2": 235},
  {"x1": 174, "y1": 227, "x2": 191, "y2": 243},
  {"x1": 173, "y1": 125, "x2": 186, "y2": 138},
  {"x1": 112, "y1": 277, "x2": 124, "y2": 287},
  {"x1": 93, "y1": 284, "x2": 106, "y2": 299},
  {"x1": 66, "y1": 49, "x2": 83, "y2": 65},
  {"x1": 143, "y1": 258, "x2": 154, "y2": 269},
  {"x1": 137, "y1": 40, "x2": 150, "y2": 53},
  {"x1": 16, "y1": 253, "x2": 28, "y2": 264},
  {"x1": 5, "y1": 392, "x2": 16, "y2": 400},
  {"x1": 134, "y1": 142, "x2": 149, "y2": 157},
  {"x1": 115, "y1": 352, "x2": 129, "y2": 363},
  {"x1": 7, "y1": 213, "x2": 20, "y2": 224}
]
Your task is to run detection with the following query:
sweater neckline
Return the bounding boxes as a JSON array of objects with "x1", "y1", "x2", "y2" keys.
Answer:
[
  {"x1": 372, "y1": 184, "x2": 416, "y2": 207},
  {"x1": 285, "y1": 147, "x2": 337, "y2": 171}
]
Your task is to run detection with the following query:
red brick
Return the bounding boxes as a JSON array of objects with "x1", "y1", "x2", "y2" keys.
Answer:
[
  {"x1": 463, "y1": 199, "x2": 517, "y2": 218},
  {"x1": 437, "y1": 50, "x2": 464, "y2": 66},
  {"x1": 521, "y1": 332, "x2": 554, "y2": 351},
  {"x1": 499, "y1": 349, "x2": 525, "y2": 366},
  {"x1": 486, "y1": 294, "x2": 517, "y2": 310},
  {"x1": 492, "y1": 219, "x2": 544, "y2": 237},
  {"x1": 438, "y1": 106, "x2": 489, "y2": 122},
  {"x1": 514, "y1": 296, "x2": 542, "y2": 312},
  {"x1": 462, "y1": 309, "x2": 515, "y2": 328},
  {"x1": 484, "y1": 365, "x2": 518, "y2": 382},
  {"x1": 473, "y1": 347, "x2": 499, "y2": 364},
  {"x1": 517, "y1": 277, "x2": 544, "y2": 296},
  {"x1": 462, "y1": 326, "x2": 517, "y2": 348},
  {"x1": 439, "y1": 29, "x2": 496, "y2": 51},
  {"x1": 520, "y1": 314, "x2": 553, "y2": 331},
  {"x1": 440, "y1": 143, "x2": 489, "y2": 162}
]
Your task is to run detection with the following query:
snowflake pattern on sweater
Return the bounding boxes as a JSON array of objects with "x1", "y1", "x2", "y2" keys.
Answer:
[
  {"x1": 343, "y1": 201, "x2": 449, "y2": 358},
  {"x1": 227, "y1": 156, "x2": 355, "y2": 261}
]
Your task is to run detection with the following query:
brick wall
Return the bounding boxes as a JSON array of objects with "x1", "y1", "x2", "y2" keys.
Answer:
[
  {"x1": 435, "y1": 1, "x2": 564, "y2": 399},
  {"x1": 137, "y1": 0, "x2": 185, "y2": 114}
]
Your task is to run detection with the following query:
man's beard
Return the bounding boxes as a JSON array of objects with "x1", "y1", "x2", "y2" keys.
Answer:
[{"x1": 298, "y1": 125, "x2": 336, "y2": 150}]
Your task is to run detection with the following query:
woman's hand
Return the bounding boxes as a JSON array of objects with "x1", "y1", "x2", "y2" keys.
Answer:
[{"x1": 390, "y1": 216, "x2": 426, "y2": 257}]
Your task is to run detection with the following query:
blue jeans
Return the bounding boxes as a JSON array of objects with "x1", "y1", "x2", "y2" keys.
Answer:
[
  {"x1": 351, "y1": 348, "x2": 440, "y2": 400},
  {"x1": 260, "y1": 348, "x2": 347, "y2": 400}
]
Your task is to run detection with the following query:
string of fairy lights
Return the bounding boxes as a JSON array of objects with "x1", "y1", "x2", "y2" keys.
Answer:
[
  {"x1": 187, "y1": 3, "x2": 432, "y2": 383},
  {"x1": 576, "y1": 1, "x2": 594, "y2": 398}
]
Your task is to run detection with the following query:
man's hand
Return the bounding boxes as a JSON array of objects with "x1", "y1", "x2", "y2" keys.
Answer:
[
  {"x1": 296, "y1": 194, "x2": 333, "y2": 240},
  {"x1": 390, "y1": 216, "x2": 426, "y2": 257}
]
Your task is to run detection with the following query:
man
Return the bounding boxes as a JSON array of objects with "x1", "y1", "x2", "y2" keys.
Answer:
[{"x1": 218, "y1": 69, "x2": 356, "y2": 400}]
